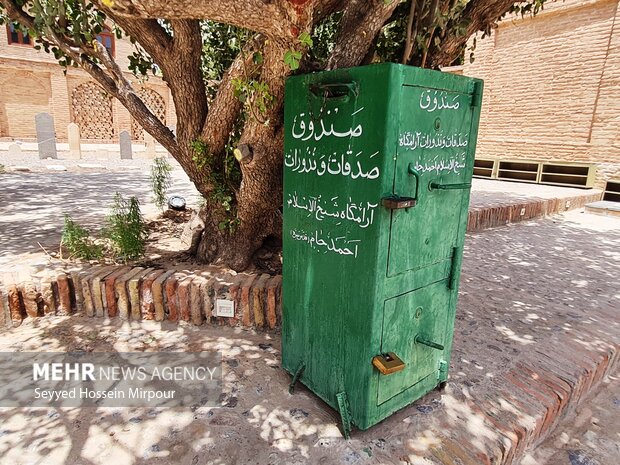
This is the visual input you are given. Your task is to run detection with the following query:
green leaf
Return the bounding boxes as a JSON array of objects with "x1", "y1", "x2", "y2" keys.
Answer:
[
  {"x1": 284, "y1": 49, "x2": 302, "y2": 70},
  {"x1": 252, "y1": 51, "x2": 263, "y2": 65},
  {"x1": 298, "y1": 31, "x2": 313, "y2": 48}
]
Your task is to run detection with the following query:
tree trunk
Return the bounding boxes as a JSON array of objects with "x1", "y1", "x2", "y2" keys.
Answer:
[{"x1": 195, "y1": 41, "x2": 291, "y2": 271}]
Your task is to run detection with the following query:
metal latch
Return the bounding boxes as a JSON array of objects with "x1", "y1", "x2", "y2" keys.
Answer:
[
  {"x1": 429, "y1": 181, "x2": 471, "y2": 190},
  {"x1": 382, "y1": 164, "x2": 421, "y2": 209},
  {"x1": 382, "y1": 195, "x2": 416, "y2": 209},
  {"x1": 415, "y1": 336, "x2": 444, "y2": 351},
  {"x1": 372, "y1": 352, "x2": 406, "y2": 375}
]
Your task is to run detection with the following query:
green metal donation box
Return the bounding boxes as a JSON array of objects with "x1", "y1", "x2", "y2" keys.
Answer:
[{"x1": 282, "y1": 63, "x2": 483, "y2": 435}]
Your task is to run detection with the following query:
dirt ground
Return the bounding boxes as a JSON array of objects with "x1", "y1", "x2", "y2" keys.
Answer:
[{"x1": 141, "y1": 209, "x2": 283, "y2": 275}]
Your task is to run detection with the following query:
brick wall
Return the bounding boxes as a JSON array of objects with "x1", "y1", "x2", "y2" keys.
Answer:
[
  {"x1": 456, "y1": 0, "x2": 620, "y2": 188},
  {"x1": 0, "y1": 25, "x2": 175, "y2": 142},
  {"x1": 0, "y1": 68, "x2": 51, "y2": 138}
]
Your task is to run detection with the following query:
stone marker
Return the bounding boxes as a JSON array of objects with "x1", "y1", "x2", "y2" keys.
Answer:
[
  {"x1": 67, "y1": 122, "x2": 82, "y2": 159},
  {"x1": 119, "y1": 130, "x2": 132, "y2": 160},
  {"x1": 144, "y1": 131, "x2": 156, "y2": 159},
  {"x1": 35, "y1": 112, "x2": 57, "y2": 159},
  {"x1": 7, "y1": 143, "x2": 21, "y2": 157}
]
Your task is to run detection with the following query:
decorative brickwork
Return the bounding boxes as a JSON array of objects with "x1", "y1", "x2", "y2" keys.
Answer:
[
  {"x1": 131, "y1": 87, "x2": 166, "y2": 140},
  {"x1": 71, "y1": 82, "x2": 114, "y2": 139}
]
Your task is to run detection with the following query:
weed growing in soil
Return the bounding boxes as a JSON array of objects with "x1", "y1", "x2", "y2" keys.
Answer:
[
  {"x1": 150, "y1": 157, "x2": 173, "y2": 211},
  {"x1": 103, "y1": 193, "x2": 146, "y2": 261},
  {"x1": 61, "y1": 215, "x2": 103, "y2": 260}
]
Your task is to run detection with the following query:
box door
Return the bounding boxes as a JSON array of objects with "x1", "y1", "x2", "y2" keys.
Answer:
[
  {"x1": 387, "y1": 85, "x2": 475, "y2": 278},
  {"x1": 377, "y1": 281, "x2": 450, "y2": 404}
]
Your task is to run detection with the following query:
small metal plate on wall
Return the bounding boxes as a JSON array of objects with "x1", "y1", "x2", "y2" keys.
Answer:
[{"x1": 372, "y1": 352, "x2": 406, "y2": 375}]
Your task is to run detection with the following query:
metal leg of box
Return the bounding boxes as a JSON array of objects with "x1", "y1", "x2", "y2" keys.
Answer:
[
  {"x1": 288, "y1": 362, "x2": 305, "y2": 394},
  {"x1": 336, "y1": 391, "x2": 352, "y2": 440}
]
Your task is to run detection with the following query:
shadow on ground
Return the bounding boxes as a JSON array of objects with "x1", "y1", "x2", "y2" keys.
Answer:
[
  {"x1": 0, "y1": 171, "x2": 200, "y2": 265},
  {"x1": 0, "y1": 211, "x2": 618, "y2": 464}
]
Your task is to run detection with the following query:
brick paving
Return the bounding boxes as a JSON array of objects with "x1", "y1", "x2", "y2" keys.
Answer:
[
  {"x1": 0, "y1": 210, "x2": 618, "y2": 464},
  {"x1": 519, "y1": 368, "x2": 619, "y2": 465}
]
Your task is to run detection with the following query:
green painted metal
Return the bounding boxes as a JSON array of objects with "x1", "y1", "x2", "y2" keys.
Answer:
[{"x1": 282, "y1": 63, "x2": 483, "y2": 431}]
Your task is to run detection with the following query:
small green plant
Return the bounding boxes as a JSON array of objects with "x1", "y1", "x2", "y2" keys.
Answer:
[
  {"x1": 284, "y1": 32, "x2": 314, "y2": 71},
  {"x1": 231, "y1": 77, "x2": 274, "y2": 123},
  {"x1": 0, "y1": 163, "x2": 5, "y2": 174},
  {"x1": 61, "y1": 215, "x2": 103, "y2": 260},
  {"x1": 103, "y1": 193, "x2": 146, "y2": 261},
  {"x1": 149, "y1": 156, "x2": 173, "y2": 211}
]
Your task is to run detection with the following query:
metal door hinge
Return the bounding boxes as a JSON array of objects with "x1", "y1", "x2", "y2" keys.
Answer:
[
  {"x1": 449, "y1": 246, "x2": 462, "y2": 290},
  {"x1": 438, "y1": 359, "x2": 448, "y2": 381}
]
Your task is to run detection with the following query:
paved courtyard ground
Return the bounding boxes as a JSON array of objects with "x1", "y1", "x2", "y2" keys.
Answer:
[
  {"x1": 521, "y1": 370, "x2": 619, "y2": 465},
  {"x1": 0, "y1": 210, "x2": 617, "y2": 465}
]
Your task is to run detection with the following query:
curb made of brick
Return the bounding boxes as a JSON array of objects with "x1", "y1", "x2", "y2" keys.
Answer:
[
  {"x1": 425, "y1": 339, "x2": 619, "y2": 465},
  {"x1": 0, "y1": 265, "x2": 281, "y2": 330},
  {"x1": 0, "y1": 189, "x2": 602, "y2": 330},
  {"x1": 466, "y1": 191, "x2": 601, "y2": 232}
]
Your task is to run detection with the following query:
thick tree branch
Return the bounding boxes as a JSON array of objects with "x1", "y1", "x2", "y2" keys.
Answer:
[
  {"x1": 166, "y1": 20, "x2": 208, "y2": 147},
  {"x1": 327, "y1": 0, "x2": 399, "y2": 69},
  {"x1": 402, "y1": 0, "x2": 417, "y2": 64},
  {"x1": 3, "y1": 0, "x2": 178, "y2": 156},
  {"x1": 429, "y1": 0, "x2": 517, "y2": 67},
  {"x1": 201, "y1": 34, "x2": 266, "y2": 158},
  {"x1": 102, "y1": 0, "x2": 309, "y2": 39},
  {"x1": 102, "y1": 14, "x2": 171, "y2": 63},
  {"x1": 92, "y1": 40, "x2": 178, "y2": 152}
]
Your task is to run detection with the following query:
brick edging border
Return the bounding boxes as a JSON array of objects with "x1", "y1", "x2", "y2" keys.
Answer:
[
  {"x1": 433, "y1": 340, "x2": 620, "y2": 465},
  {"x1": 0, "y1": 266, "x2": 281, "y2": 330},
  {"x1": 466, "y1": 191, "x2": 602, "y2": 232}
]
